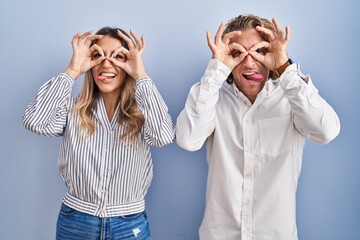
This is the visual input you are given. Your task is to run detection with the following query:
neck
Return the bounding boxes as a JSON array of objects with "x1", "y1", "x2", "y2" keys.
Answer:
[{"x1": 101, "y1": 92, "x2": 120, "y2": 123}]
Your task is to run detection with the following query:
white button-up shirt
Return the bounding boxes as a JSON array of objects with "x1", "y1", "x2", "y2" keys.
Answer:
[{"x1": 176, "y1": 59, "x2": 340, "y2": 240}]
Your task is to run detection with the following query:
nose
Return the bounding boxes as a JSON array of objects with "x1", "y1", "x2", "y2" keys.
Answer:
[
  {"x1": 243, "y1": 54, "x2": 256, "y2": 67},
  {"x1": 101, "y1": 57, "x2": 113, "y2": 67}
]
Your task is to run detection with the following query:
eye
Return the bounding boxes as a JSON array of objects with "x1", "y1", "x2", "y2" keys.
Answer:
[
  {"x1": 114, "y1": 54, "x2": 124, "y2": 59},
  {"x1": 256, "y1": 48, "x2": 268, "y2": 55},
  {"x1": 92, "y1": 53, "x2": 102, "y2": 59},
  {"x1": 231, "y1": 50, "x2": 241, "y2": 58}
]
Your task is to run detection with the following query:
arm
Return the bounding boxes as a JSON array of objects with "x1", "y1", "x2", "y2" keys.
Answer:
[
  {"x1": 176, "y1": 59, "x2": 231, "y2": 151},
  {"x1": 22, "y1": 31, "x2": 105, "y2": 136},
  {"x1": 110, "y1": 30, "x2": 174, "y2": 146},
  {"x1": 135, "y1": 77, "x2": 175, "y2": 147},
  {"x1": 280, "y1": 64, "x2": 340, "y2": 143},
  {"x1": 22, "y1": 74, "x2": 74, "y2": 136},
  {"x1": 251, "y1": 18, "x2": 340, "y2": 143},
  {"x1": 176, "y1": 23, "x2": 245, "y2": 151}
]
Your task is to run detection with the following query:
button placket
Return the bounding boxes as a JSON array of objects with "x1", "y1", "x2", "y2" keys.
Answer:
[{"x1": 242, "y1": 111, "x2": 255, "y2": 239}]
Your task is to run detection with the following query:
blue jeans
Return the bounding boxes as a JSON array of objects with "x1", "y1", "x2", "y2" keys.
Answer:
[{"x1": 56, "y1": 203, "x2": 151, "y2": 240}]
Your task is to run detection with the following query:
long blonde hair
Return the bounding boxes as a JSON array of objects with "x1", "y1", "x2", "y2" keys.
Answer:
[{"x1": 72, "y1": 27, "x2": 145, "y2": 143}]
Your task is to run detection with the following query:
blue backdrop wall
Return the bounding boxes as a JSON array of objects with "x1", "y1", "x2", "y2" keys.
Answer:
[{"x1": 1, "y1": 0, "x2": 359, "y2": 239}]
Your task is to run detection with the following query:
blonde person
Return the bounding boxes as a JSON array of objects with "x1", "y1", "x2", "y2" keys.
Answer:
[
  {"x1": 23, "y1": 27, "x2": 175, "y2": 239},
  {"x1": 176, "y1": 14, "x2": 340, "y2": 240}
]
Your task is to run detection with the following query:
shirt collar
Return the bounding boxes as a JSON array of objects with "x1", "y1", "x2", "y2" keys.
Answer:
[{"x1": 229, "y1": 79, "x2": 279, "y2": 104}]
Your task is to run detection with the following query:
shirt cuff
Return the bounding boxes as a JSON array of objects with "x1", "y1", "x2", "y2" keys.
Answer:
[
  {"x1": 136, "y1": 76, "x2": 152, "y2": 85},
  {"x1": 201, "y1": 59, "x2": 232, "y2": 90},
  {"x1": 60, "y1": 72, "x2": 75, "y2": 86}
]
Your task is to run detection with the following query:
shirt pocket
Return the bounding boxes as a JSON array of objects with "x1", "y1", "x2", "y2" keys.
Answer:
[{"x1": 258, "y1": 115, "x2": 292, "y2": 156}]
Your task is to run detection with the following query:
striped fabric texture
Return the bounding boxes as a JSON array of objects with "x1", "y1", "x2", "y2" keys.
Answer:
[{"x1": 23, "y1": 73, "x2": 175, "y2": 217}]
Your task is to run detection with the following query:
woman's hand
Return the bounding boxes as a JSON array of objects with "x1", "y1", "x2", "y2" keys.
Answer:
[
  {"x1": 249, "y1": 18, "x2": 290, "y2": 71},
  {"x1": 65, "y1": 31, "x2": 105, "y2": 80},
  {"x1": 206, "y1": 22, "x2": 248, "y2": 70},
  {"x1": 109, "y1": 30, "x2": 147, "y2": 80}
]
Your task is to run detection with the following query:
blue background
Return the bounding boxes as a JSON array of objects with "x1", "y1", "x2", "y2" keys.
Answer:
[{"x1": 1, "y1": 0, "x2": 359, "y2": 239}]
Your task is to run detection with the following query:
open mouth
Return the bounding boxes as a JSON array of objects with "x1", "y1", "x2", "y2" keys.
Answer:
[
  {"x1": 243, "y1": 72, "x2": 263, "y2": 82},
  {"x1": 98, "y1": 72, "x2": 117, "y2": 81}
]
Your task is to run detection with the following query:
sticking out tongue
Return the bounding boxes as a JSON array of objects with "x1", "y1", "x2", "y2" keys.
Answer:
[
  {"x1": 98, "y1": 73, "x2": 116, "y2": 81},
  {"x1": 244, "y1": 73, "x2": 263, "y2": 81},
  {"x1": 98, "y1": 75, "x2": 109, "y2": 81}
]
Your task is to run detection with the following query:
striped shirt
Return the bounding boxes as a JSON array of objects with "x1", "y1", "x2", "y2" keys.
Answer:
[{"x1": 22, "y1": 73, "x2": 175, "y2": 218}]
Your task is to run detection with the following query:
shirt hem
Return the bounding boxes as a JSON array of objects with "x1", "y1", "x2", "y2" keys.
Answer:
[{"x1": 63, "y1": 193, "x2": 145, "y2": 218}]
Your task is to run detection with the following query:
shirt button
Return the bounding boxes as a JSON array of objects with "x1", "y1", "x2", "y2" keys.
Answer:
[{"x1": 245, "y1": 172, "x2": 252, "y2": 177}]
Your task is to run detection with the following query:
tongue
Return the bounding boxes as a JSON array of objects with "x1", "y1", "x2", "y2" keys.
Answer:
[
  {"x1": 98, "y1": 75, "x2": 110, "y2": 81},
  {"x1": 246, "y1": 74, "x2": 263, "y2": 81}
]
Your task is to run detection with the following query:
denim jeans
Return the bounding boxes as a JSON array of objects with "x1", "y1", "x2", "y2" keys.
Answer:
[{"x1": 56, "y1": 203, "x2": 151, "y2": 240}]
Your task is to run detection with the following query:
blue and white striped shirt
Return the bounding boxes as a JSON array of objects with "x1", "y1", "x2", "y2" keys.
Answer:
[{"x1": 23, "y1": 73, "x2": 175, "y2": 217}]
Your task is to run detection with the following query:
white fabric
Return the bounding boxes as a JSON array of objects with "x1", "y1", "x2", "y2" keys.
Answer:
[{"x1": 176, "y1": 59, "x2": 340, "y2": 240}]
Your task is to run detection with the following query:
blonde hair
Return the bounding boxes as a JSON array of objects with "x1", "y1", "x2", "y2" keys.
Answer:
[
  {"x1": 72, "y1": 27, "x2": 145, "y2": 143},
  {"x1": 223, "y1": 14, "x2": 276, "y2": 40}
]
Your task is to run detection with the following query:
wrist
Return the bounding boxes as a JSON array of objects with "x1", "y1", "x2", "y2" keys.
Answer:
[
  {"x1": 273, "y1": 58, "x2": 293, "y2": 78},
  {"x1": 133, "y1": 70, "x2": 148, "y2": 80},
  {"x1": 64, "y1": 66, "x2": 81, "y2": 80}
]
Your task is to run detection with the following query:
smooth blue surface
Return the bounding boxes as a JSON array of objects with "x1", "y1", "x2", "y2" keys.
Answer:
[{"x1": 1, "y1": 0, "x2": 359, "y2": 239}]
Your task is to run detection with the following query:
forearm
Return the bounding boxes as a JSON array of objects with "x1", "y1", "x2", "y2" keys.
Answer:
[
  {"x1": 280, "y1": 64, "x2": 340, "y2": 144},
  {"x1": 22, "y1": 73, "x2": 74, "y2": 136},
  {"x1": 176, "y1": 59, "x2": 231, "y2": 151},
  {"x1": 135, "y1": 77, "x2": 175, "y2": 146}
]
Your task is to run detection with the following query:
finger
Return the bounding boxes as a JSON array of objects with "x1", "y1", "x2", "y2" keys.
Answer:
[
  {"x1": 112, "y1": 47, "x2": 129, "y2": 60},
  {"x1": 228, "y1": 43, "x2": 247, "y2": 62},
  {"x1": 250, "y1": 41, "x2": 269, "y2": 51},
  {"x1": 140, "y1": 35, "x2": 146, "y2": 52},
  {"x1": 236, "y1": 51, "x2": 249, "y2": 64},
  {"x1": 79, "y1": 30, "x2": 93, "y2": 39},
  {"x1": 271, "y1": 18, "x2": 286, "y2": 41},
  {"x1": 248, "y1": 50, "x2": 265, "y2": 64},
  {"x1": 89, "y1": 44, "x2": 104, "y2": 57},
  {"x1": 229, "y1": 42, "x2": 247, "y2": 53},
  {"x1": 108, "y1": 57, "x2": 125, "y2": 69},
  {"x1": 223, "y1": 31, "x2": 242, "y2": 44},
  {"x1": 272, "y1": 18, "x2": 283, "y2": 34},
  {"x1": 214, "y1": 22, "x2": 225, "y2": 45},
  {"x1": 79, "y1": 31, "x2": 93, "y2": 44},
  {"x1": 117, "y1": 30, "x2": 135, "y2": 49},
  {"x1": 206, "y1": 31, "x2": 215, "y2": 49},
  {"x1": 85, "y1": 34, "x2": 104, "y2": 46},
  {"x1": 71, "y1": 32, "x2": 81, "y2": 47},
  {"x1": 284, "y1": 25, "x2": 291, "y2": 45},
  {"x1": 91, "y1": 56, "x2": 106, "y2": 67},
  {"x1": 129, "y1": 30, "x2": 142, "y2": 50},
  {"x1": 256, "y1": 26, "x2": 276, "y2": 41}
]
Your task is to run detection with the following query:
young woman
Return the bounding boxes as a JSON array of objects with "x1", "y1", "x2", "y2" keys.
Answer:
[{"x1": 22, "y1": 27, "x2": 175, "y2": 239}]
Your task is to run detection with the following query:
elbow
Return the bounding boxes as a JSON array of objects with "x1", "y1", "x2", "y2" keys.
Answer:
[
  {"x1": 175, "y1": 134, "x2": 203, "y2": 152},
  {"x1": 313, "y1": 123, "x2": 341, "y2": 145},
  {"x1": 150, "y1": 128, "x2": 176, "y2": 147},
  {"x1": 156, "y1": 136, "x2": 175, "y2": 147},
  {"x1": 22, "y1": 116, "x2": 36, "y2": 133},
  {"x1": 22, "y1": 117, "x2": 63, "y2": 137},
  {"x1": 318, "y1": 128, "x2": 340, "y2": 144}
]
